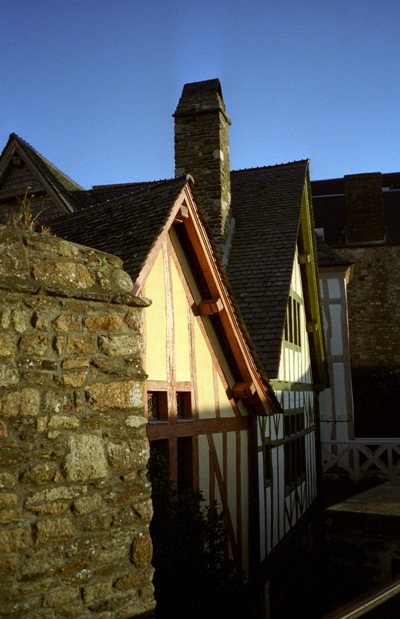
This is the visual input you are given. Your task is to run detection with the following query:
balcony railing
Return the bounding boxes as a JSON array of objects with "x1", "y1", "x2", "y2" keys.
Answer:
[
  {"x1": 321, "y1": 575, "x2": 400, "y2": 618},
  {"x1": 321, "y1": 439, "x2": 400, "y2": 481}
]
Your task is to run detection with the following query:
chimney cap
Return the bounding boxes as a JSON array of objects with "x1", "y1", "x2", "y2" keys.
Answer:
[{"x1": 181, "y1": 78, "x2": 223, "y2": 99}]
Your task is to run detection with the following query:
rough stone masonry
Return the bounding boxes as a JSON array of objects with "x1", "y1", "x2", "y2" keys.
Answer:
[{"x1": 0, "y1": 226, "x2": 155, "y2": 618}]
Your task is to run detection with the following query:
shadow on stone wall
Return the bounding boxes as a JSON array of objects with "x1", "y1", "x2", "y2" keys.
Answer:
[{"x1": 0, "y1": 226, "x2": 155, "y2": 618}]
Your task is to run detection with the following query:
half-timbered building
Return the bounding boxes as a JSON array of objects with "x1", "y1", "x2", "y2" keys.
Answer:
[
  {"x1": 0, "y1": 137, "x2": 280, "y2": 593},
  {"x1": 0, "y1": 78, "x2": 330, "y2": 616},
  {"x1": 174, "y1": 80, "x2": 329, "y2": 611}
]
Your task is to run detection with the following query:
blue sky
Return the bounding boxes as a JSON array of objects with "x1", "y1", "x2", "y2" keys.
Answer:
[{"x1": 1, "y1": 0, "x2": 399, "y2": 188}]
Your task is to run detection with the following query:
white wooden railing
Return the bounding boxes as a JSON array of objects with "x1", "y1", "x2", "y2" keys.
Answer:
[{"x1": 321, "y1": 439, "x2": 400, "y2": 481}]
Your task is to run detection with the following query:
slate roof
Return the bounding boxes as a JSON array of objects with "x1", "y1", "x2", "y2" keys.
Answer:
[
  {"x1": 316, "y1": 234, "x2": 353, "y2": 268},
  {"x1": 1, "y1": 134, "x2": 90, "y2": 212},
  {"x1": 51, "y1": 176, "x2": 188, "y2": 280},
  {"x1": 227, "y1": 161, "x2": 308, "y2": 378}
]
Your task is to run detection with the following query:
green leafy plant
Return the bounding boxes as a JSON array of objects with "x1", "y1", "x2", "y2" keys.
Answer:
[
  {"x1": 97, "y1": 256, "x2": 108, "y2": 266},
  {"x1": 149, "y1": 451, "x2": 248, "y2": 618}
]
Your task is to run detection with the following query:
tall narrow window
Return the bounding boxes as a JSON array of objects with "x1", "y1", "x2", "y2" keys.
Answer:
[
  {"x1": 284, "y1": 295, "x2": 301, "y2": 347},
  {"x1": 176, "y1": 391, "x2": 192, "y2": 420}
]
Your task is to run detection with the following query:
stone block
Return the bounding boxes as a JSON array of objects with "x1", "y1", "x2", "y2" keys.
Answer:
[
  {"x1": 56, "y1": 334, "x2": 97, "y2": 355},
  {"x1": 1, "y1": 388, "x2": 40, "y2": 417},
  {"x1": 53, "y1": 314, "x2": 82, "y2": 332},
  {"x1": 27, "y1": 502, "x2": 70, "y2": 517},
  {"x1": 64, "y1": 434, "x2": 108, "y2": 482},
  {"x1": 20, "y1": 462, "x2": 55, "y2": 485},
  {"x1": 0, "y1": 493, "x2": 18, "y2": 507},
  {"x1": 98, "y1": 335, "x2": 139, "y2": 357},
  {"x1": 48, "y1": 415, "x2": 80, "y2": 430},
  {"x1": 0, "y1": 555, "x2": 19, "y2": 574},
  {"x1": 62, "y1": 358, "x2": 90, "y2": 369},
  {"x1": 0, "y1": 508, "x2": 21, "y2": 524},
  {"x1": 32, "y1": 311, "x2": 50, "y2": 331},
  {"x1": 34, "y1": 516, "x2": 75, "y2": 545},
  {"x1": 84, "y1": 314, "x2": 123, "y2": 331},
  {"x1": 58, "y1": 372, "x2": 87, "y2": 388},
  {"x1": 124, "y1": 309, "x2": 141, "y2": 331},
  {"x1": 85, "y1": 380, "x2": 144, "y2": 411},
  {"x1": 0, "y1": 239, "x2": 29, "y2": 280},
  {"x1": 32, "y1": 260, "x2": 95, "y2": 290},
  {"x1": 43, "y1": 389, "x2": 72, "y2": 414},
  {"x1": 19, "y1": 335, "x2": 51, "y2": 356},
  {"x1": 0, "y1": 473, "x2": 17, "y2": 488},
  {"x1": 130, "y1": 532, "x2": 153, "y2": 568},
  {"x1": 12, "y1": 309, "x2": 30, "y2": 333},
  {"x1": 0, "y1": 362, "x2": 18, "y2": 387},
  {"x1": 0, "y1": 334, "x2": 15, "y2": 357},
  {"x1": 43, "y1": 587, "x2": 80, "y2": 608},
  {"x1": 73, "y1": 493, "x2": 102, "y2": 515},
  {"x1": 0, "y1": 527, "x2": 32, "y2": 552},
  {"x1": 82, "y1": 581, "x2": 112, "y2": 604},
  {"x1": 107, "y1": 441, "x2": 149, "y2": 472}
]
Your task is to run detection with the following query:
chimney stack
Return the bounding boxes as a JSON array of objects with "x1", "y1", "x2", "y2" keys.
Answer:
[
  {"x1": 173, "y1": 79, "x2": 234, "y2": 260},
  {"x1": 344, "y1": 173, "x2": 385, "y2": 244}
]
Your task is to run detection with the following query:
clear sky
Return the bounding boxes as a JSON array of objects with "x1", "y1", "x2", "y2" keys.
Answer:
[{"x1": 1, "y1": 0, "x2": 399, "y2": 188}]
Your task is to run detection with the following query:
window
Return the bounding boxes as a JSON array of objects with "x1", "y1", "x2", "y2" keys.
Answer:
[
  {"x1": 147, "y1": 390, "x2": 192, "y2": 422},
  {"x1": 284, "y1": 410, "x2": 306, "y2": 490},
  {"x1": 147, "y1": 386, "x2": 194, "y2": 489},
  {"x1": 176, "y1": 391, "x2": 192, "y2": 420},
  {"x1": 147, "y1": 391, "x2": 168, "y2": 421},
  {"x1": 284, "y1": 295, "x2": 301, "y2": 347}
]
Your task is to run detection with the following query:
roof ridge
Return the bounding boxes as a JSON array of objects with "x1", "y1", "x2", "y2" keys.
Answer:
[
  {"x1": 51, "y1": 175, "x2": 187, "y2": 223},
  {"x1": 92, "y1": 177, "x2": 175, "y2": 191},
  {"x1": 231, "y1": 159, "x2": 309, "y2": 174}
]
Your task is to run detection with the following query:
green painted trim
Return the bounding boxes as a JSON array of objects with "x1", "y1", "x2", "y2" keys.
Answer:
[{"x1": 270, "y1": 379, "x2": 325, "y2": 392}]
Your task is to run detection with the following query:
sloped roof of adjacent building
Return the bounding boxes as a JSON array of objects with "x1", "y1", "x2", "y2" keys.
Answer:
[
  {"x1": 51, "y1": 176, "x2": 188, "y2": 281},
  {"x1": 227, "y1": 160, "x2": 310, "y2": 379},
  {"x1": 0, "y1": 134, "x2": 91, "y2": 213},
  {"x1": 316, "y1": 234, "x2": 354, "y2": 268}
]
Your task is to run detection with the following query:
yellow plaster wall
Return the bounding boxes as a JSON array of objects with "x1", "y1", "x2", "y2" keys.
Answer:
[
  {"x1": 170, "y1": 259, "x2": 191, "y2": 382},
  {"x1": 194, "y1": 319, "x2": 216, "y2": 418},
  {"x1": 144, "y1": 251, "x2": 167, "y2": 381}
]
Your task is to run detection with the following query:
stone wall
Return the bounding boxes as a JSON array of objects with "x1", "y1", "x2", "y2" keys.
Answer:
[
  {"x1": 0, "y1": 226, "x2": 155, "y2": 618},
  {"x1": 338, "y1": 245, "x2": 400, "y2": 367},
  {"x1": 337, "y1": 244, "x2": 400, "y2": 437}
]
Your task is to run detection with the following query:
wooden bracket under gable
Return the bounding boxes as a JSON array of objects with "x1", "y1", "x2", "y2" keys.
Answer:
[
  {"x1": 230, "y1": 382, "x2": 256, "y2": 399},
  {"x1": 173, "y1": 202, "x2": 189, "y2": 224},
  {"x1": 197, "y1": 298, "x2": 224, "y2": 315},
  {"x1": 299, "y1": 253, "x2": 311, "y2": 264}
]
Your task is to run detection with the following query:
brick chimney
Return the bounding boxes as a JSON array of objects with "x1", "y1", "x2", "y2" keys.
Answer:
[
  {"x1": 173, "y1": 79, "x2": 234, "y2": 260},
  {"x1": 344, "y1": 173, "x2": 385, "y2": 244}
]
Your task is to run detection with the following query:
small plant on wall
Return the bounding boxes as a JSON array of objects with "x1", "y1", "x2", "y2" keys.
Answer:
[{"x1": 8, "y1": 187, "x2": 51, "y2": 234}]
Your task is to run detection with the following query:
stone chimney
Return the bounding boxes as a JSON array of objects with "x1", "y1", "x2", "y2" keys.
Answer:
[
  {"x1": 344, "y1": 173, "x2": 385, "y2": 244},
  {"x1": 173, "y1": 79, "x2": 234, "y2": 260}
]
